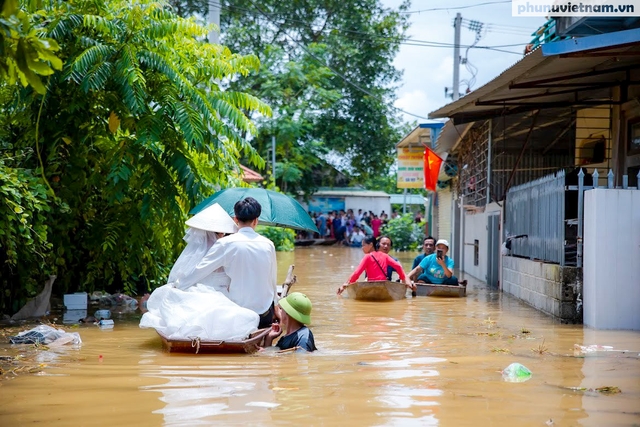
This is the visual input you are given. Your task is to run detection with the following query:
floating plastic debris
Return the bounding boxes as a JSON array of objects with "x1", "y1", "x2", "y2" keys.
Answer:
[
  {"x1": 245, "y1": 401, "x2": 280, "y2": 408},
  {"x1": 97, "y1": 319, "x2": 114, "y2": 329},
  {"x1": 573, "y1": 344, "x2": 629, "y2": 356},
  {"x1": 502, "y1": 362, "x2": 532, "y2": 382}
]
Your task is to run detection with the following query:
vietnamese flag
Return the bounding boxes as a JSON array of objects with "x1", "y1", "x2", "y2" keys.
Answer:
[{"x1": 423, "y1": 147, "x2": 443, "y2": 192}]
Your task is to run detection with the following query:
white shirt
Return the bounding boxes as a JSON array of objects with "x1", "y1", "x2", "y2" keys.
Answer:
[
  {"x1": 351, "y1": 230, "x2": 365, "y2": 244},
  {"x1": 190, "y1": 227, "x2": 277, "y2": 314}
]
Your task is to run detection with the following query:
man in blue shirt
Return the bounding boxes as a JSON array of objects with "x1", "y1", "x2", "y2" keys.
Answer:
[
  {"x1": 408, "y1": 239, "x2": 461, "y2": 285},
  {"x1": 412, "y1": 236, "x2": 436, "y2": 270}
]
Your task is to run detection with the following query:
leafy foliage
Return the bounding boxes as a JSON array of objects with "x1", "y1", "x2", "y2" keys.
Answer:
[
  {"x1": 219, "y1": 0, "x2": 410, "y2": 192},
  {"x1": 0, "y1": 0, "x2": 269, "y2": 313},
  {"x1": 381, "y1": 213, "x2": 426, "y2": 251},
  {"x1": 0, "y1": 0, "x2": 63, "y2": 93},
  {"x1": 256, "y1": 225, "x2": 295, "y2": 252}
]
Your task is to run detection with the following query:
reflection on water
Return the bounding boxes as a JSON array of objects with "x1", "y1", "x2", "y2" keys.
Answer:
[
  {"x1": 141, "y1": 362, "x2": 278, "y2": 425},
  {"x1": 1, "y1": 246, "x2": 639, "y2": 426}
]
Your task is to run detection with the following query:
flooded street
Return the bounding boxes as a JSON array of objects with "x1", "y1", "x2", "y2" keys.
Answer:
[{"x1": 1, "y1": 246, "x2": 639, "y2": 426}]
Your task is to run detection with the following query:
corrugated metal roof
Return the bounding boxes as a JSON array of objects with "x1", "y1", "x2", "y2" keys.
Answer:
[
  {"x1": 429, "y1": 37, "x2": 640, "y2": 123},
  {"x1": 389, "y1": 194, "x2": 427, "y2": 205},
  {"x1": 396, "y1": 125, "x2": 430, "y2": 148},
  {"x1": 312, "y1": 190, "x2": 390, "y2": 198}
]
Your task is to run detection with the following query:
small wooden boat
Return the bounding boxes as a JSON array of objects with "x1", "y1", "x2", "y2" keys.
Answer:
[
  {"x1": 415, "y1": 283, "x2": 467, "y2": 297},
  {"x1": 157, "y1": 328, "x2": 270, "y2": 354},
  {"x1": 346, "y1": 280, "x2": 407, "y2": 301},
  {"x1": 156, "y1": 266, "x2": 297, "y2": 355},
  {"x1": 294, "y1": 239, "x2": 315, "y2": 246},
  {"x1": 315, "y1": 238, "x2": 337, "y2": 246}
]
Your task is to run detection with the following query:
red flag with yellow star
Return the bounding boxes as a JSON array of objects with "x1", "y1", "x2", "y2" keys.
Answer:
[{"x1": 423, "y1": 147, "x2": 443, "y2": 192}]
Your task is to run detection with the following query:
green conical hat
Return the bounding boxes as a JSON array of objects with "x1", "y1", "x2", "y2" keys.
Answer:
[{"x1": 279, "y1": 292, "x2": 312, "y2": 325}]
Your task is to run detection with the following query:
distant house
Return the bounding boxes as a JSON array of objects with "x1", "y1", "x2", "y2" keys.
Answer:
[
  {"x1": 394, "y1": 122, "x2": 466, "y2": 258},
  {"x1": 238, "y1": 164, "x2": 263, "y2": 183},
  {"x1": 301, "y1": 187, "x2": 391, "y2": 215}
]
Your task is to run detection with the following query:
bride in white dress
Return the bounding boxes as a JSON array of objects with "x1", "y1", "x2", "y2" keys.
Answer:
[{"x1": 140, "y1": 203, "x2": 260, "y2": 341}]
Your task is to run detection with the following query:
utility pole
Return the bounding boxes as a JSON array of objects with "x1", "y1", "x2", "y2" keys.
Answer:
[
  {"x1": 208, "y1": 1, "x2": 220, "y2": 44},
  {"x1": 272, "y1": 135, "x2": 276, "y2": 187},
  {"x1": 452, "y1": 13, "x2": 462, "y2": 101}
]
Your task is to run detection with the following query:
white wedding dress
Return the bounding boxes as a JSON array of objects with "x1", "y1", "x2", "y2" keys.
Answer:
[{"x1": 140, "y1": 228, "x2": 259, "y2": 341}]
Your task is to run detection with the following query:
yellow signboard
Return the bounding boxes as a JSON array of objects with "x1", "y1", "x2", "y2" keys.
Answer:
[{"x1": 397, "y1": 147, "x2": 424, "y2": 188}]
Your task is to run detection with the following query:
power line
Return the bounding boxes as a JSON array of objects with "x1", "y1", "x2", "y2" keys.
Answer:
[
  {"x1": 242, "y1": 0, "x2": 432, "y2": 120},
  {"x1": 209, "y1": 1, "x2": 532, "y2": 51},
  {"x1": 400, "y1": 0, "x2": 512, "y2": 14}
]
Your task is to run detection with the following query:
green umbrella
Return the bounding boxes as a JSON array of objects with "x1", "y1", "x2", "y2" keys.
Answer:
[{"x1": 190, "y1": 188, "x2": 319, "y2": 233}]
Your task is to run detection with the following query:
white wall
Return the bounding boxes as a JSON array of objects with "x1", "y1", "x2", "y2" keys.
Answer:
[
  {"x1": 584, "y1": 189, "x2": 640, "y2": 330},
  {"x1": 437, "y1": 188, "x2": 453, "y2": 243},
  {"x1": 461, "y1": 203, "x2": 502, "y2": 282},
  {"x1": 345, "y1": 196, "x2": 391, "y2": 217}
]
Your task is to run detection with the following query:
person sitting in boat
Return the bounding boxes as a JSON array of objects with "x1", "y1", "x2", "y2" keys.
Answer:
[
  {"x1": 189, "y1": 197, "x2": 278, "y2": 329},
  {"x1": 263, "y1": 292, "x2": 317, "y2": 352},
  {"x1": 168, "y1": 203, "x2": 237, "y2": 292},
  {"x1": 408, "y1": 239, "x2": 462, "y2": 286},
  {"x1": 377, "y1": 236, "x2": 399, "y2": 281},
  {"x1": 140, "y1": 203, "x2": 261, "y2": 341},
  {"x1": 360, "y1": 221, "x2": 374, "y2": 237},
  {"x1": 412, "y1": 236, "x2": 436, "y2": 270},
  {"x1": 336, "y1": 236, "x2": 414, "y2": 295},
  {"x1": 348, "y1": 225, "x2": 366, "y2": 247}
]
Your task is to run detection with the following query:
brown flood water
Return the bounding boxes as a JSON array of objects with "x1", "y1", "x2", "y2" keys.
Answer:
[{"x1": 1, "y1": 246, "x2": 639, "y2": 426}]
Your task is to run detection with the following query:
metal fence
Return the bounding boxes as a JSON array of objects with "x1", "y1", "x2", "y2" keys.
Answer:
[
  {"x1": 571, "y1": 168, "x2": 640, "y2": 268},
  {"x1": 505, "y1": 170, "x2": 566, "y2": 265},
  {"x1": 506, "y1": 168, "x2": 640, "y2": 267}
]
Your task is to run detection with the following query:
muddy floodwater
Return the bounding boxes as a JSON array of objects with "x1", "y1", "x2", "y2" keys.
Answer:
[{"x1": 1, "y1": 246, "x2": 639, "y2": 426}]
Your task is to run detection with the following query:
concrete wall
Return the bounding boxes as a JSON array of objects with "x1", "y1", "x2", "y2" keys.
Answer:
[
  {"x1": 502, "y1": 256, "x2": 582, "y2": 323},
  {"x1": 345, "y1": 196, "x2": 390, "y2": 217},
  {"x1": 461, "y1": 202, "x2": 502, "y2": 281},
  {"x1": 437, "y1": 187, "x2": 453, "y2": 243},
  {"x1": 583, "y1": 189, "x2": 640, "y2": 330}
]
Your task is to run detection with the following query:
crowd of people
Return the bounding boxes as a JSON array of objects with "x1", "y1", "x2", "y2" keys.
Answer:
[{"x1": 306, "y1": 208, "x2": 399, "y2": 246}]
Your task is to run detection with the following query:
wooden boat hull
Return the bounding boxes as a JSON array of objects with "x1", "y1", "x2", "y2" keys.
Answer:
[
  {"x1": 346, "y1": 281, "x2": 407, "y2": 301},
  {"x1": 294, "y1": 239, "x2": 315, "y2": 246},
  {"x1": 157, "y1": 328, "x2": 270, "y2": 354},
  {"x1": 415, "y1": 283, "x2": 467, "y2": 298},
  {"x1": 315, "y1": 238, "x2": 337, "y2": 246}
]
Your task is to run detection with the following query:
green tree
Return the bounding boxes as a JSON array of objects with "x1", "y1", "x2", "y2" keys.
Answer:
[
  {"x1": 220, "y1": 0, "x2": 410, "y2": 191},
  {"x1": 381, "y1": 213, "x2": 425, "y2": 251},
  {"x1": 0, "y1": 0, "x2": 63, "y2": 93},
  {"x1": 0, "y1": 0, "x2": 269, "y2": 313}
]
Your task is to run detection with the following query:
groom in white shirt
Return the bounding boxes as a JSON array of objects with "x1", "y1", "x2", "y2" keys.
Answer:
[{"x1": 191, "y1": 197, "x2": 278, "y2": 328}]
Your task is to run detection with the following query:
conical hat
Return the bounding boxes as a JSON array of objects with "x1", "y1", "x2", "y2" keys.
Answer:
[{"x1": 185, "y1": 203, "x2": 238, "y2": 233}]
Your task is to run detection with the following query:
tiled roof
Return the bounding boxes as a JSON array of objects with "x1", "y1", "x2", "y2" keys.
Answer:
[{"x1": 239, "y1": 164, "x2": 263, "y2": 183}]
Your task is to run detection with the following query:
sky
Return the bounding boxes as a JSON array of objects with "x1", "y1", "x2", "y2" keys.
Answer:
[{"x1": 382, "y1": 0, "x2": 545, "y2": 124}]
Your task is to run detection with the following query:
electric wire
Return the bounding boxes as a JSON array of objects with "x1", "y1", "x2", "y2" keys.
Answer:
[
  {"x1": 208, "y1": 0, "x2": 532, "y2": 116},
  {"x1": 399, "y1": 0, "x2": 512, "y2": 14},
  {"x1": 208, "y1": 1, "x2": 533, "y2": 52},
  {"x1": 242, "y1": 0, "x2": 433, "y2": 120}
]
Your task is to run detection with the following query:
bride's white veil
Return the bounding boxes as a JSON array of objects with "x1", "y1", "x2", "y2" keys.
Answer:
[
  {"x1": 168, "y1": 228, "x2": 219, "y2": 289},
  {"x1": 167, "y1": 203, "x2": 238, "y2": 290}
]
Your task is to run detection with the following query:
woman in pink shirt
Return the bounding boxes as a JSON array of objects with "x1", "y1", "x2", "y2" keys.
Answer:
[
  {"x1": 337, "y1": 236, "x2": 414, "y2": 295},
  {"x1": 371, "y1": 215, "x2": 382, "y2": 238}
]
